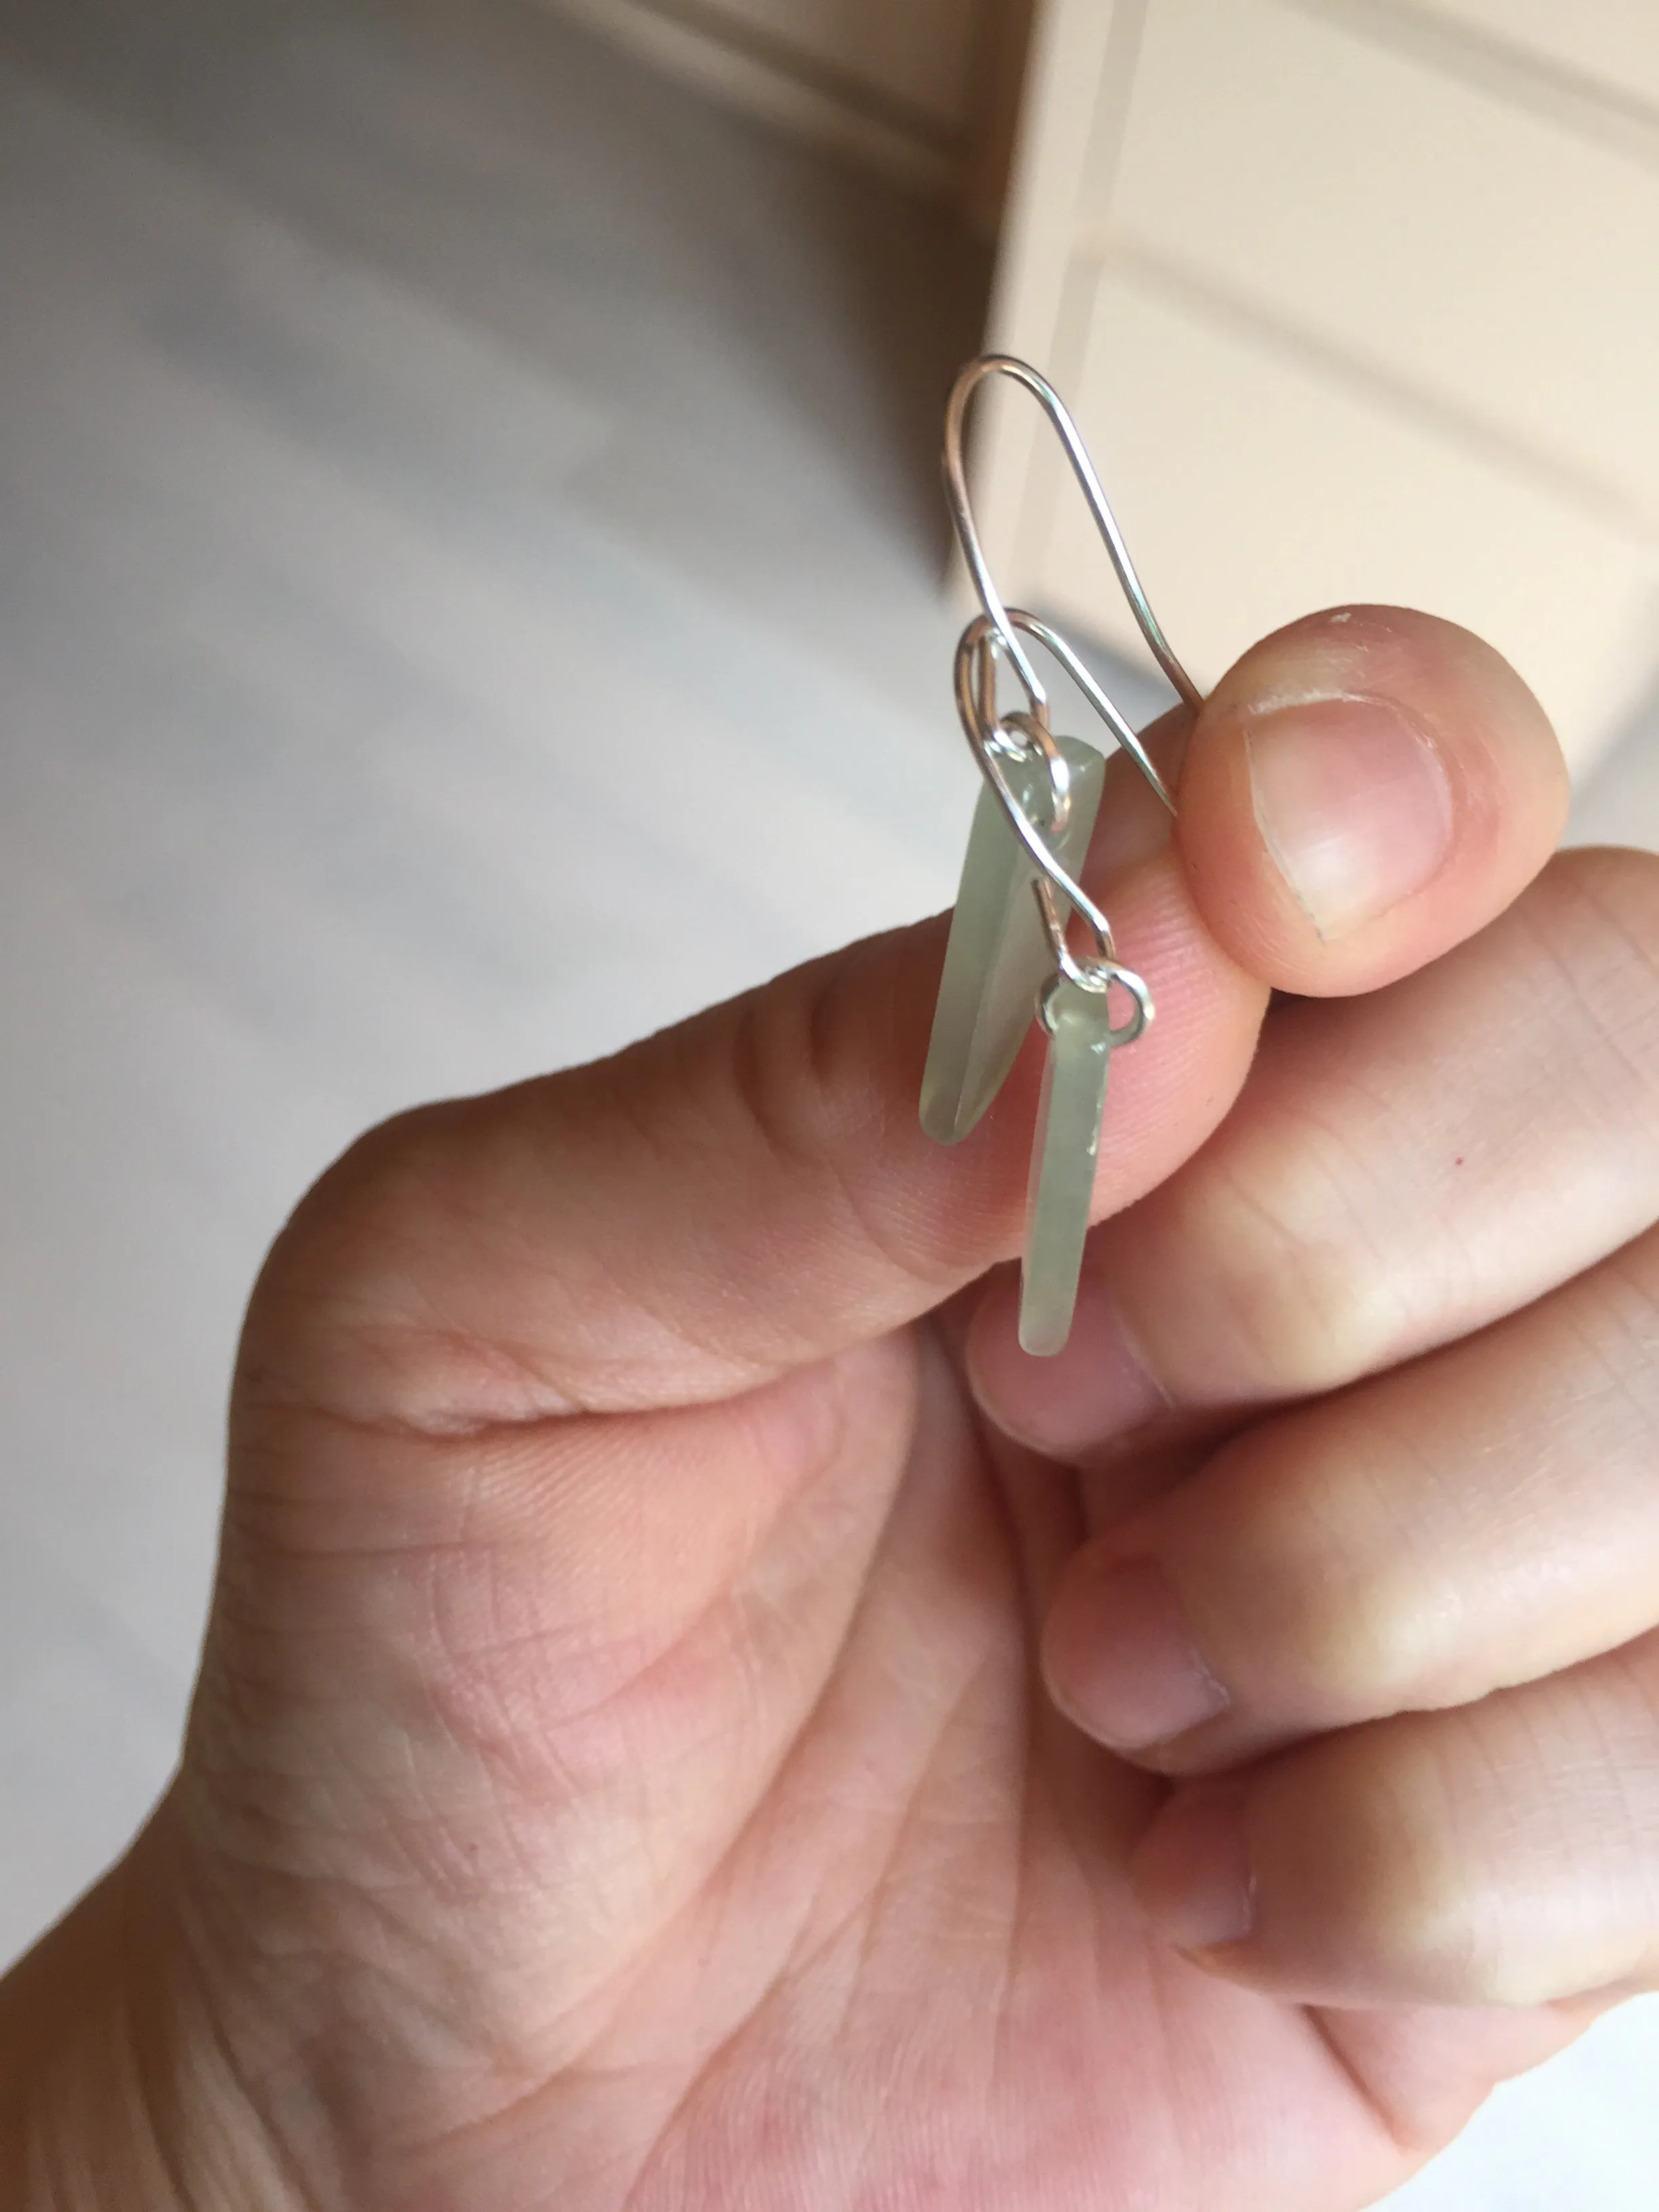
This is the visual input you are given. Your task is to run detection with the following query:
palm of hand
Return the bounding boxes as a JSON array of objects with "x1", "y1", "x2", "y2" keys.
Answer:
[{"x1": 184, "y1": 1303, "x2": 1555, "y2": 2211}]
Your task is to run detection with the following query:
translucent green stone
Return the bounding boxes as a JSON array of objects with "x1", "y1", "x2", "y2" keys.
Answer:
[
  {"x1": 920, "y1": 735, "x2": 1105, "y2": 1145},
  {"x1": 1018, "y1": 981, "x2": 1118, "y2": 1357}
]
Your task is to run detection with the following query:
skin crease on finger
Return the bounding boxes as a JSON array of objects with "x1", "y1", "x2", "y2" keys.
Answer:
[{"x1": 3, "y1": 605, "x2": 1650, "y2": 2212}]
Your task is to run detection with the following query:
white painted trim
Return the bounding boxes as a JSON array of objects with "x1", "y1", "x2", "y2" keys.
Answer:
[{"x1": 540, "y1": 0, "x2": 966, "y2": 203}]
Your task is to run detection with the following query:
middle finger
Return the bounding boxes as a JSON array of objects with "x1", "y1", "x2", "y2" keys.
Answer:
[{"x1": 970, "y1": 844, "x2": 1659, "y2": 1462}]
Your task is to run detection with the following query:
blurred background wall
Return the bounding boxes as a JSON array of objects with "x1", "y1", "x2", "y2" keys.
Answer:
[
  {"x1": 550, "y1": 0, "x2": 1659, "y2": 770},
  {"x1": 0, "y1": 2, "x2": 1654, "y2": 2205}
]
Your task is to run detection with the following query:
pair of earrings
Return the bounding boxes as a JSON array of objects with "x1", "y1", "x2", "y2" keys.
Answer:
[{"x1": 920, "y1": 355, "x2": 1201, "y2": 1355}]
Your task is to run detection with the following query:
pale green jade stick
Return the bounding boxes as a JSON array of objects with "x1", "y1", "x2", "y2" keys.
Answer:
[
  {"x1": 1019, "y1": 979, "x2": 1120, "y2": 1355},
  {"x1": 920, "y1": 735, "x2": 1105, "y2": 1145}
]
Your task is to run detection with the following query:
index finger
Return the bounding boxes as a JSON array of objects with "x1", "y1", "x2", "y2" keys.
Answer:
[{"x1": 242, "y1": 607, "x2": 1567, "y2": 1426}]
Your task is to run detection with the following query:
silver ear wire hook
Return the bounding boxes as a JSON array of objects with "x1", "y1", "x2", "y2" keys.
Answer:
[
  {"x1": 942, "y1": 352, "x2": 1202, "y2": 723},
  {"x1": 1000, "y1": 605, "x2": 1174, "y2": 814}
]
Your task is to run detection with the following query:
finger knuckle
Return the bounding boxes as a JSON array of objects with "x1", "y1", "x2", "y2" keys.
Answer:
[
  {"x1": 1318, "y1": 1715, "x2": 1620, "y2": 2007},
  {"x1": 1361, "y1": 1845, "x2": 1518, "y2": 2003},
  {"x1": 1212, "y1": 1433, "x2": 1457, "y2": 1720},
  {"x1": 1311, "y1": 1732, "x2": 1532, "y2": 2004},
  {"x1": 1168, "y1": 1130, "x2": 1414, "y2": 1397},
  {"x1": 1540, "y1": 848, "x2": 1659, "y2": 1123},
  {"x1": 729, "y1": 966, "x2": 945, "y2": 1287}
]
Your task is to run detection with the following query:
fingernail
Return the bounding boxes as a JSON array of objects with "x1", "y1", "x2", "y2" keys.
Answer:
[
  {"x1": 1244, "y1": 695, "x2": 1453, "y2": 937},
  {"x1": 969, "y1": 1269, "x2": 1168, "y2": 1457},
  {"x1": 1130, "y1": 1779, "x2": 1256, "y2": 1953},
  {"x1": 1049, "y1": 1555, "x2": 1229, "y2": 1751}
]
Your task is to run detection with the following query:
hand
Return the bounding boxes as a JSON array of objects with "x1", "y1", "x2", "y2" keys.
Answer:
[{"x1": 7, "y1": 608, "x2": 1656, "y2": 2212}]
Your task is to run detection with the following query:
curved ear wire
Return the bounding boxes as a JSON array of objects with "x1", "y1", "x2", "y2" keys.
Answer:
[
  {"x1": 942, "y1": 352, "x2": 1202, "y2": 720},
  {"x1": 1002, "y1": 607, "x2": 1174, "y2": 814}
]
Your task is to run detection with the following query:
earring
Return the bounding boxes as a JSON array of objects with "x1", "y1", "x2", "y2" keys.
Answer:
[{"x1": 922, "y1": 355, "x2": 1200, "y2": 1355}]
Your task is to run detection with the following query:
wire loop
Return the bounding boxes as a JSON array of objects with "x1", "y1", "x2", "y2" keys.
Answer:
[
  {"x1": 1038, "y1": 962, "x2": 1152, "y2": 1046},
  {"x1": 954, "y1": 619, "x2": 1153, "y2": 1002},
  {"x1": 996, "y1": 708, "x2": 1073, "y2": 834}
]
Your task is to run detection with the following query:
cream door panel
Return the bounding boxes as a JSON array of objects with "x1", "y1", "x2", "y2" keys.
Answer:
[
  {"x1": 1103, "y1": 0, "x2": 1659, "y2": 527},
  {"x1": 1027, "y1": 264, "x2": 1658, "y2": 768},
  {"x1": 1411, "y1": 0, "x2": 1659, "y2": 116}
]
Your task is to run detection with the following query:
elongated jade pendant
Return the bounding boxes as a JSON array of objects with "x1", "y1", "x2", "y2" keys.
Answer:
[
  {"x1": 920, "y1": 735, "x2": 1104, "y2": 1145},
  {"x1": 1019, "y1": 980, "x2": 1119, "y2": 1356}
]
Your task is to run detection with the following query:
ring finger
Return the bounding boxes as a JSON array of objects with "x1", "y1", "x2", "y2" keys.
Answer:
[
  {"x1": 1040, "y1": 1211, "x2": 1659, "y2": 1772},
  {"x1": 1126, "y1": 1626, "x2": 1659, "y2": 2008}
]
